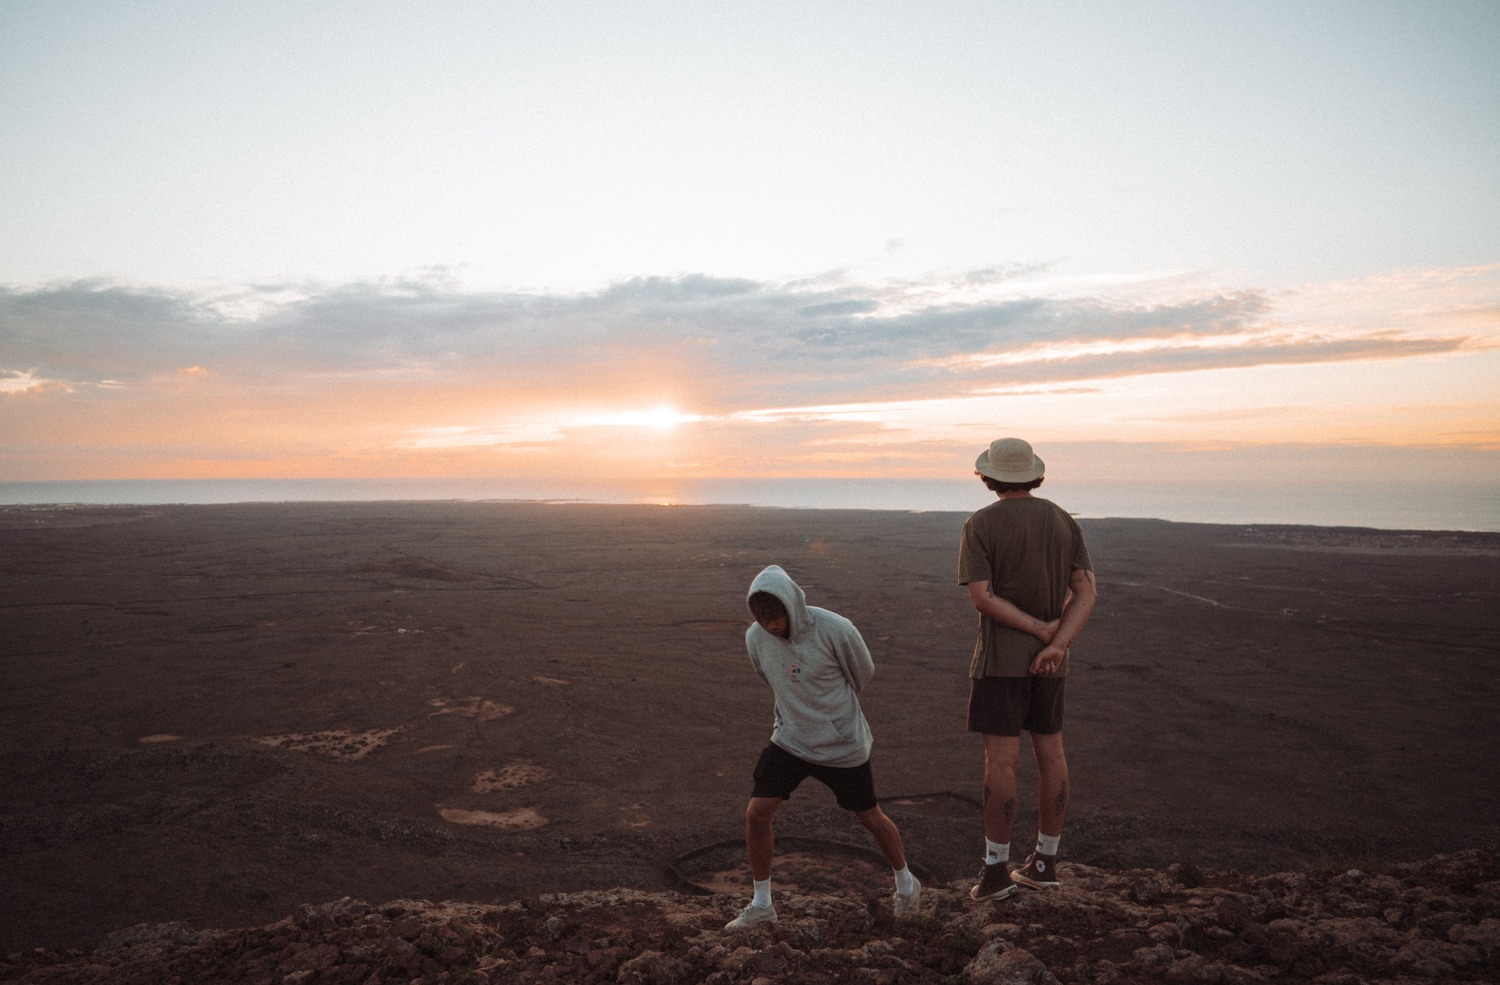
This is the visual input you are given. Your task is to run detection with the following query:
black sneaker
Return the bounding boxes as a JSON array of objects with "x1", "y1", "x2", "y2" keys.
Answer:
[
  {"x1": 969, "y1": 861, "x2": 1018, "y2": 901},
  {"x1": 1010, "y1": 851, "x2": 1060, "y2": 890}
]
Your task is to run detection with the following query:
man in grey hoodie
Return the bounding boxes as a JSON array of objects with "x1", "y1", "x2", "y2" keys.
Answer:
[{"x1": 724, "y1": 564, "x2": 920, "y2": 930}]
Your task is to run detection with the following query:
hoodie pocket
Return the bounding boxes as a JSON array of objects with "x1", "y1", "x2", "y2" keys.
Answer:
[{"x1": 789, "y1": 717, "x2": 858, "y2": 758}]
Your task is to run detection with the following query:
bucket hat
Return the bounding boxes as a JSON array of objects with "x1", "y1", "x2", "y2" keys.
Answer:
[{"x1": 974, "y1": 437, "x2": 1045, "y2": 483}]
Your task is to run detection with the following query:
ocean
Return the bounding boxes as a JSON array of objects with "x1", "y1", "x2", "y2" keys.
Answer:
[{"x1": 1, "y1": 477, "x2": 1497, "y2": 532}]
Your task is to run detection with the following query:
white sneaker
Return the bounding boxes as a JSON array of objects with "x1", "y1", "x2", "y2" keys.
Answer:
[
  {"x1": 892, "y1": 876, "x2": 922, "y2": 916},
  {"x1": 724, "y1": 902, "x2": 777, "y2": 930}
]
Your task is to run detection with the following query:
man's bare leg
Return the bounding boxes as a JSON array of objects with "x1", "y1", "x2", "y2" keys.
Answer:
[
  {"x1": 855, "y1": 805, "x2": 908, "y2": 871},
  {"x1": 1031, "y1": 731, "x2": 1069, "y2": 838},
  {"x1": 726, "y1": 796, "x2": 784, "y2": 928},
  {"x1": 1010, "y1": 730, "x2": 1069, "y2": 891},
  {"x1": 981, "y1": 734, "x2": 1021, "y2": 844},
  {"x1": 745, "y1": 797, "x2": 781, "y2": 881},
  {"x1": 857, "y1": 804, "x2": 920, "y2": 909}
]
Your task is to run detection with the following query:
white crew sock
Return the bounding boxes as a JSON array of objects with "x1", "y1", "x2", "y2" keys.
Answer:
[
  {"x1": 752, "y1": 878, "x2": 771, "y2": 908},
  {"x1": 894, "y1": 865, "x2": 915, "y2": 895},
  {"x1": 985, "y1": 839, "x2": 1010, "y2": 866},
  {"x1": 1037, "y1": 833, "x2": 1061, "y2": 856}
]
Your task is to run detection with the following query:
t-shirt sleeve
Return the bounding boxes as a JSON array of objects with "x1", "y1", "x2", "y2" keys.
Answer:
[
  {"x1": 957, "y1": 520, "x2": 991, "y2": 585},
  {"x1": 1070, "y1": 520, "x2": 1093, "y2": 572}
]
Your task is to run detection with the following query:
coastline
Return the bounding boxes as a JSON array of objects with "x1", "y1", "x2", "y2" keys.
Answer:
[{"x1": 3, "y1": 476, "x2": 1499, "y2": 533}]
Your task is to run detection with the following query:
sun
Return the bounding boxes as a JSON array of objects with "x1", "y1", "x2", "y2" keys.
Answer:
[
  {"x1": 578, "y1": 405, "x2": 705, "y2": 430},
  {"x1": 633, "y1": 406, "x2": 691, "y2": 430}
]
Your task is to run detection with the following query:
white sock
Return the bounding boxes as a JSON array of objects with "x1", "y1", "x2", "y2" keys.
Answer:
[
  {"x1": 1037, "y1": 833, "x2": 1060, "y2": 856},
  {"x1": 985, "y1": 839, "x2": 1010, "y2": 866},
  {"x1": 894, "y1": 865, "x2": 915, "y2": 895},
  {"x1": 752, "y1": 878, "x2": 771, "y2": 908}
]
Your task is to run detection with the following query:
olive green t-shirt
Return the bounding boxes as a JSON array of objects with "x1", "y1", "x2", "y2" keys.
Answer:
[{"x1": 957, "y1": 496, "x2": 1093, "y2": 678}]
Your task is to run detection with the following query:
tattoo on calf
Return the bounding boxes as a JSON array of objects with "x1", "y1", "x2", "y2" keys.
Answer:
[
  {"x1": 1055, "y1": 783, "x2": 1069, "y2": 816},
  {"x1": 1004, "y1": 797, "x2": 1016, "y2": 823}
]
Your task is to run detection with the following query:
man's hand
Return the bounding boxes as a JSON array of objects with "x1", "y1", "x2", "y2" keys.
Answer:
[
  {"x1": 1030, "y1": 641, "x2": 1066, "y2": 676},
  {"x1": 1030, "y1": 567, "x2": 1097, "y2": 676}
]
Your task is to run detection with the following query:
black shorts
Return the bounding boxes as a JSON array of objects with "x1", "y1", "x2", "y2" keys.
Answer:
[
  {"x1": 967, "y1": 676, "x2": 1066, "y2": 736},
  {"x1": 750, "y1": 742, "x2": 879, "y2": 812}
]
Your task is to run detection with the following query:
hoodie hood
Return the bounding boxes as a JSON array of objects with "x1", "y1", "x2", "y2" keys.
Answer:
[{"x1": 747, "y1": 564, "x2": 813, "y2": 639}]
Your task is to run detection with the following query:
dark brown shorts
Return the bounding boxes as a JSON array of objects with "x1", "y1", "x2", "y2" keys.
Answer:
[{"x1": 967, "y1": 676, "x2": 1066, "y2": 736}]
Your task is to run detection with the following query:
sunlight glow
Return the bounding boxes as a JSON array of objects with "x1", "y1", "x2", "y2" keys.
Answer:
[
  {"x1": 406, "y1": 424, "x2": 565, "y2": 449},
  {"x1": 576, "y1": 406, "x2": 706, "y2": 430},
  {"x1": 1, "y1": 371, "x2": 44, "y2": 394},
  {"x1": 937, "y1": 331, "x2": 1288, "y2": 369}
]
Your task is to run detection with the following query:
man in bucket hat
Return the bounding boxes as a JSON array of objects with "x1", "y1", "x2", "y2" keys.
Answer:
[{"x1": 958, "y1": 438, "x2": 1098, "y2": 900}]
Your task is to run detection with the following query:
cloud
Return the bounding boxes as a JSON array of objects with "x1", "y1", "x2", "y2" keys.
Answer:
[
  {"x1": 0, "y1": 281, "x2": 226, "y2": 382},
  {"x1": 1, "y1": 370, "x2": 44, "y2": 394},
  {"x1": 2, "y1": 265, "x2": 1494, "y2": 417}
]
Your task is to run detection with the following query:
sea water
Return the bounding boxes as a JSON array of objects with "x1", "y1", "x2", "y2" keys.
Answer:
[{"x1": 1, "y1": 477, "x2": 1496, "y2": 532}]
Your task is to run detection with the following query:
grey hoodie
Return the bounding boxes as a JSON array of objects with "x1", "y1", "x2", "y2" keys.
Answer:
[{"x1": 745, "y1": 564, "x2": 875, "y2": 768}]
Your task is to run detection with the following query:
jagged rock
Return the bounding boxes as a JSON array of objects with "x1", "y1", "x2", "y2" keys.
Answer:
[
  {"x1": 1449, "y1": 917, "x2": 1500, "y2": 954},
  {"x1": 964, "y1": 943, "x2": 1057, "y2": 984},
  {"x1": 2, "y1": 850, "x2": 1496, "y2": 984},
  {"x1": 616, "y1": 949, "x2": 691, "y2": 985},
  {"x1": 1393, "y1": 937, "x2": 1482, "y2": 977}
]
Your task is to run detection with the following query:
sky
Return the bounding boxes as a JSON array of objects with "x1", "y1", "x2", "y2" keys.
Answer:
[{"x1": 2, "y1": 0, "x2": 1498, "y2": 514}]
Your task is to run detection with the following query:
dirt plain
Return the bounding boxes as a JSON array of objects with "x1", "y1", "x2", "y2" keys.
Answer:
[{"x1": 1, "y1": 501, "x2": 1497, "y2": 954}]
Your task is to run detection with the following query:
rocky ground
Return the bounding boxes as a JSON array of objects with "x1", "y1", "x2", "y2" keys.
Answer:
[
  {"x1": 4, "y1": 849, "x2": 1496, "y2": 984},
  {"x1": 5, "y1": 504, "x2": 1498, "y2": 981}
]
